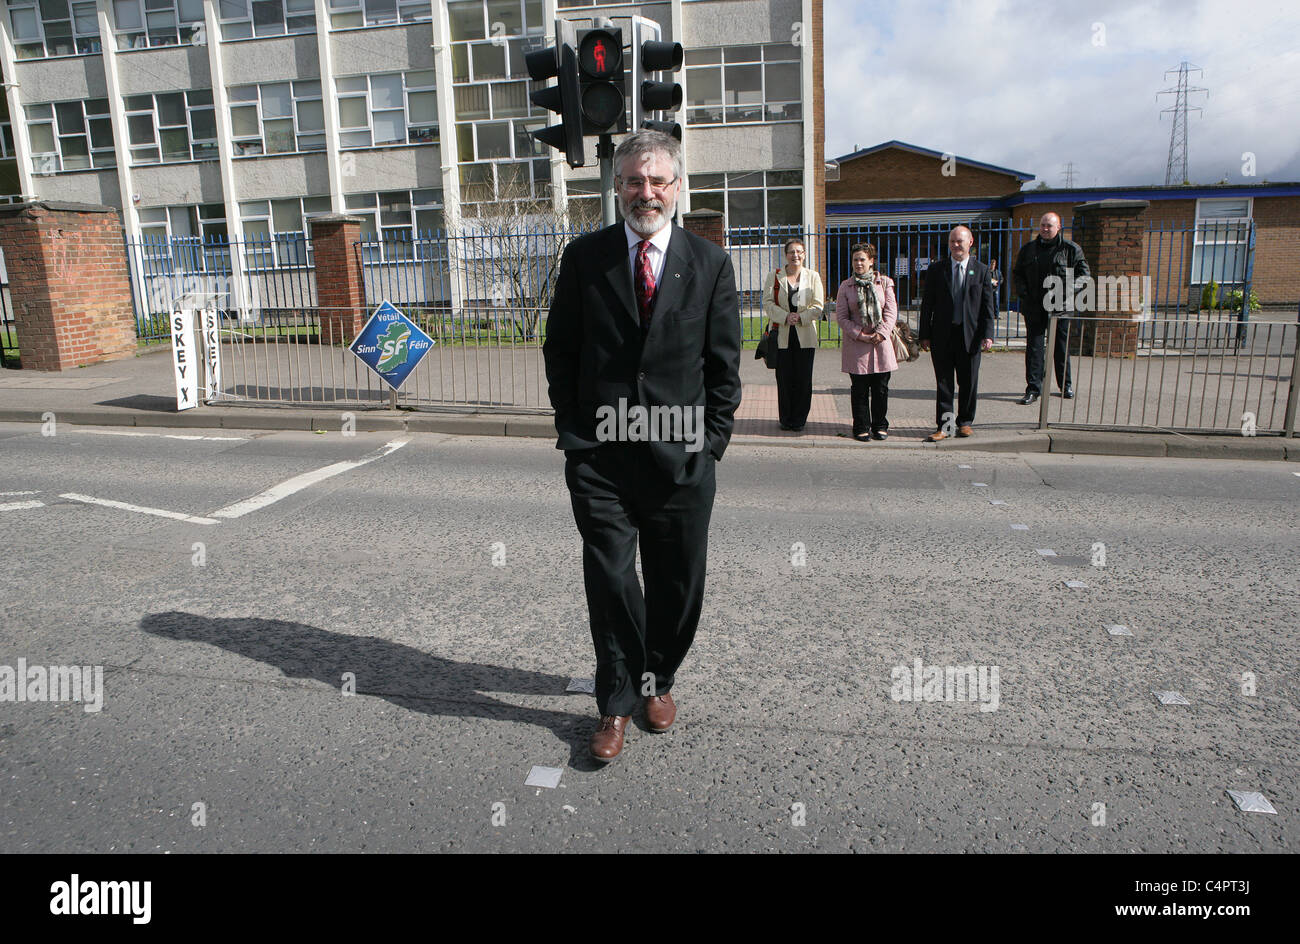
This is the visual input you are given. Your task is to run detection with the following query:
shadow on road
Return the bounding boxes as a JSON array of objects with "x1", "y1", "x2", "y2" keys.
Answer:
[{"x1": 140, "y1": 611, "x2": 605, "y2": 769}]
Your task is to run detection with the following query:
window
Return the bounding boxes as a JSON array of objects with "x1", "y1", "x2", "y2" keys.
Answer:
[
  {"x1": 336, "y1": 71, "x2": 438, "y2": 147},
  {"x1": 112, "y1": 0, "x2": 205, "y2": 49},
  {"x1": 229, "y1": 81, "x2": 325, "y2": 155},
  {"x1": 327, "y1": 0, "x2": 430, "y2": 28},
  {"x1": 10, "y1": 0, "x2": 102, "y2": 58},
  {"x1": 239, "y1": 195, "x2": 331, "y2": 268},
  {"x1": 347, "y1": 189, "x2": 444, "y2": 260},
  {"x1": 1192, "y1": 198, "x2": 1252, "y2": 285},
  {"x1": 137, "y1": 204, "x2": 230, "y2": 273},
  {"x1": 690, "y1": 170, "x2": 803, "y2": 243},
  {"x1": 26, "y1": 99, "x2": 114, "y2": 172},
  {"x1": 122, "y1": 89, "x2": 217, "y2": 164},
  {"x1": 685, "y1": 43, "x2": 801, "y2": 126},
  {"x1": 217, "y1": 0, "x2": 315, "y2": 40}
]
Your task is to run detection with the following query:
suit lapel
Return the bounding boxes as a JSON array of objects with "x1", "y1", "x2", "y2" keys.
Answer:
[
  {"x1": 601, "y1": 225, "x2": 639, "y2": 326},
  {"x1": 643, "y1": 226, "x2": 695, "y2": 343}
]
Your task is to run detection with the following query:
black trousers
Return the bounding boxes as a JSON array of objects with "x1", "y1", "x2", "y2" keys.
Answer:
[
  {"x1": 931, "y1": 322, "x2": 981, "y2": 427},
  {"x1": 564, "y1": 444, "x2": 716, "y2": 717},
  {"x1": 1025, "y1": 313, "x2": 1072, "y2": 396},
  {"x1": 775, "y1": 327, "x2": 815, "y2": 428},
  {"x1": 849, "y1": 371, "x2": 890, "y2": 435}
]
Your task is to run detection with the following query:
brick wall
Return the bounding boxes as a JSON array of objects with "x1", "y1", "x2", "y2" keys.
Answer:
[
  {"x1": 1072, "y1": 200, "x2": 1148, "y2": 356},
  {"x1": 0, "y1": 202, "x2": 136, "y2": 371},
  {"x1": 308, "y1": 215, "x2": 366, "y2": 344},
  {"x1": 1251, "y1": 196, "x2": 1300, "y2": 306},
  {"x1": 809, "y1": 0, "x2": 826, "y2": 273},
  {"x1": 828, "y1": 147, "x2": 1024, "y2": 201}
]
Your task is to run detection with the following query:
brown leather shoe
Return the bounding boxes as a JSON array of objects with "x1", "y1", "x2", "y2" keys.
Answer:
[
  {"x1": 590, "y1": 715, "x2": 632, "y2": 761},
  {"x1": 644, "y1": 693, "x2": 677, "y2": 731},
  {"x1": 957, "y1": 425, "x2": 973, "y2": 437},
  {"x1": 925, "y1": 429, "x2": 949, "y2": 442}
]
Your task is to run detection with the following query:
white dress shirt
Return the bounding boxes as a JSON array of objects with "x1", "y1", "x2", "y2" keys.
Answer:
[{"x1": 625, "y1": 222, "x2": 671, "y2": 286}]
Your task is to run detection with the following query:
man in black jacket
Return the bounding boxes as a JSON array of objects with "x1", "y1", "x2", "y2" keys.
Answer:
[
  {"x1": 1013, "y1": 212, "x2": 1089, "y2": 404},
  {"x1": 543, "y1": 130, "x2": 742, "y2": 763},
  {"x1": 918, "y1": 225, "x2": 996, "y2": 440}
]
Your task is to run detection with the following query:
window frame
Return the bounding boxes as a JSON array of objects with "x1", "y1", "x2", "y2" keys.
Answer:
[
  {"x1": 216, "y1": 0, "x2": 316, "y2": 40},
  {"x1": 1191, "y1": 197, "x2": 1253, "y2": 286},
  {"x1": 25, "y1": 98, "x2": 115, "y2": 173},
  {"x1": 122, "y1": 89, "x2": 217, "y2": 166},
  {"x1": 336, "y1": 70, "x2": 439, "y2": 149},
  {"x1": 10, "y1": 0, "x2": 103, "y2": 59},
  {"x1": 685, "y1": 43, "x2": 802, "y2": 128},
  {"x1": 228, "y1": 80, "x2": 328, "y2": 156}
]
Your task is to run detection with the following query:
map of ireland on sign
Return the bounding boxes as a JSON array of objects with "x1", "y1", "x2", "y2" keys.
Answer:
[{"x1": 349, "y1": 301, "x2": 435, "y2": 392}]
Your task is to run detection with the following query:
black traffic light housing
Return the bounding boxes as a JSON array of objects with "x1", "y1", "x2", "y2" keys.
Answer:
[
  {"x1": 526, "y1": 20, "x2": 585, "y2": 167},
  {"x1": 576, "y1": 27, "x2": 626, "y2": 135},
  {"x1": 629, "y1": 17, "x2": 683, "y2": 135}
]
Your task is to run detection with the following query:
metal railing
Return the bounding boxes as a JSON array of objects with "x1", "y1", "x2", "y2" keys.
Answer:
[
  {"x1": 1038, "y1": 315, "x2": 1298, "y2": 435},
  {"x1": 212, "y1": 305, "x2": 549, "y2": 412},
  {"x1": 124, "y1": 235, "x2": 317, "y2": 342}
]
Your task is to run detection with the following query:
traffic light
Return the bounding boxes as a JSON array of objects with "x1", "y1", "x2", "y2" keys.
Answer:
[
  {"x1": 526, "y1": 20, "x2": 584, "y2": 167},
  {"x1": 630, "y1": 17, "x2": 683, "y2": 136},
  {"x1": 576, "y1": 27, "x2": 626, "y2": 134}
]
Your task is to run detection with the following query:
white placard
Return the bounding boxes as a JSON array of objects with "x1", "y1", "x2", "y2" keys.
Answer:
[
  {"x1": 200, "y1": 308, "x2": 222, "y2": 400},
  {"x1": 170, "y1": 308, "x2": 198, "y2": 411}
]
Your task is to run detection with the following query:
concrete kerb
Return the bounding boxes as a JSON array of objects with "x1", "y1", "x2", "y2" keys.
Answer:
[{"x1": 0, "y1": 404, "x2": 1295, "y2": 460}]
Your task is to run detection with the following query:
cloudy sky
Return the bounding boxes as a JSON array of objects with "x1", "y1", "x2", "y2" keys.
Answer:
[{"x1": 822, "y1": 0, "x2": 1300, "y2": 188}]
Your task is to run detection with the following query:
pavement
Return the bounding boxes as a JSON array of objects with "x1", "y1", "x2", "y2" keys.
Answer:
[{"x1": 0, "y1": 341, "x2": 1295, "y2": 461}]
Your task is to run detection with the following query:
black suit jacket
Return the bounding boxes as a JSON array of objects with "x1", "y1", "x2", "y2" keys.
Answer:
[
  {"x1": 919, "y1": 256, "x2": 997, "y2": 353},
  {"x1": 542, "y1": 223, "x2": 742, "y2": 483}
]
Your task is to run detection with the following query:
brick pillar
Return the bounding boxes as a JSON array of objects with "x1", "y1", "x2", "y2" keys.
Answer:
[
  {"x1": 0, "y1": 201, "x2": 136, "y2": 371},
  {"x1": 1072, "y1": 199, "x2": 1149, "y2": 357},
  {"x1": 682, "y1": 208, "x2": 724, "y2": 248},
  {"x1": 309, "y1": 214, "x2": 366, "y2": 344}
]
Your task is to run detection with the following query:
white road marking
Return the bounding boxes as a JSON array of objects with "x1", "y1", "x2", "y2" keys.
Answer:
[
  {"x1": 60, "y1": 493, "x2": 220, "y2": 525},
  {"x1": 0, "y1": 490, "x2": 41, "y2": 496},
  {"x1": 0, "y1": 500, "x2": 44, "y2": 512},
  {"x1": 79, "y1": 429, "x2": 246, "y2": 442},
  {"x1": 210, "y1": 436, "x2": 411, "y2": 520}
]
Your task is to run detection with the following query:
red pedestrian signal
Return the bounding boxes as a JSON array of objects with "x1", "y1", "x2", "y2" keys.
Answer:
[{"x1": 577, "y1": 27, "x2": 626, "y2": 134}]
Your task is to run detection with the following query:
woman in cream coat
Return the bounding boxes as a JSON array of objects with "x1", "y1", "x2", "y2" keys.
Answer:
[
  {"x1": 763, "y1": 238, "x2": 826, "y2": 431},
  {"x1": 835, "y1": 242, "x2": 898, "y2": 441}
]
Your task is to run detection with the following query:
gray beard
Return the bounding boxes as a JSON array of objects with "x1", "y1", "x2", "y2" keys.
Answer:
[{"x1": 621, "y1": 201, "x2": 673, "y2": 238}]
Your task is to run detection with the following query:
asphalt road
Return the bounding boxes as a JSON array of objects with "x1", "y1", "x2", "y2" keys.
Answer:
[{"x1": 0, "y1": 423, "x2": 1296, "y2": 852}]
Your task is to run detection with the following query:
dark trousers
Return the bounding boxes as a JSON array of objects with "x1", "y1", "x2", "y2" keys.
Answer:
[
  {"x1": 849, "y1": 371, "x2": 890, "y2": 435},
  {"x1": 1025, "y1": 314, "x2": 1072, "y2": 396},
  {"x1": 564, "y1": 444, "x2": 716, "y2": 717},
  {"x1": 931, "y1": 322, "x2": 981, "y2": 427},
  {"x1": 775, "y1": 328, "x2": 815, "y2": 428}
]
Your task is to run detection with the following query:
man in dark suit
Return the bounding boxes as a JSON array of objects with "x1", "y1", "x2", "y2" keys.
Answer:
[
  {"x1": 918, "y1": 225, "x2": 996, "y2": 441},
  {"x1": 542, "y1": 130, "x2": 742, "y2": 762}
]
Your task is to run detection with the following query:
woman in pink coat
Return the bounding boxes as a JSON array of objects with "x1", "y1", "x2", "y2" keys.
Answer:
[{"x1": 836, "y1": 242, "x2": 898, "y2": 441}]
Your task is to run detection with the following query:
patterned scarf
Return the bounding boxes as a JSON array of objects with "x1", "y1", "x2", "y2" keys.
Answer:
[{"x1": 853, "y1": 273, "x2": 882, "y2": 331}]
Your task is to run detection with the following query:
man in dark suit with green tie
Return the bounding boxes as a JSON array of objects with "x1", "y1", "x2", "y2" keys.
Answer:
[
  {"x1": 543, "y1": 130, "x2": 742, "y2": 762},
  {"x1": 918, "y1": 225, "x2": 996, "y2": 441}
]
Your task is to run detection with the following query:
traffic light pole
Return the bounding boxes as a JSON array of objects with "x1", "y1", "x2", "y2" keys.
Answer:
[{"x1": 598, "y1": 135, "x2": 616, "y2": 227}]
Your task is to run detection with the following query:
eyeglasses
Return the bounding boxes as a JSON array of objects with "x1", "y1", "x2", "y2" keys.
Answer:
[{"x1": 617, "y1": 176, "x2": 678, "y2": 193}]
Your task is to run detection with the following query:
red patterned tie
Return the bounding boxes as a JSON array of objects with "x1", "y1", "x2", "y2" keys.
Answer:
[{"x1": 635, "y1": 239, "x2": 655, "y2": 328}]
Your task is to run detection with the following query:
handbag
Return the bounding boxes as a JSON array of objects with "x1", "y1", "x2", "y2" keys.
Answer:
[
  {"x1": 755, "y1": 323, "x2": 779, "y2": 368},
  {"x1": 891, "y1": 322, "x2": 920, "y2": 362}
]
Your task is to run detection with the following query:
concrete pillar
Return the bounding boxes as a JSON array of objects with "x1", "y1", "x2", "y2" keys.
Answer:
[
  {"x1": 1072, "y1": 199, "x2": 1150, "y2": 357},
  {"x1": 0, "y1": 201, "x2": 136, "y2": 371},
  {"x1": 309, "y1": 214, "x2": 367, "y2": 344}
]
